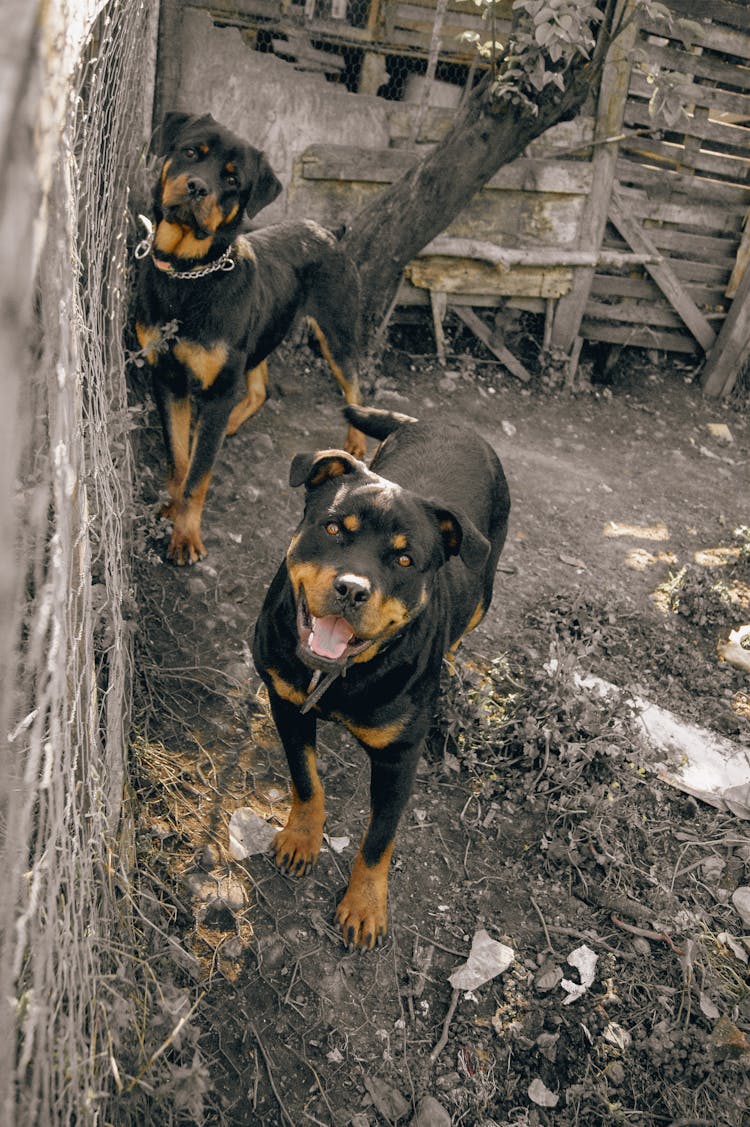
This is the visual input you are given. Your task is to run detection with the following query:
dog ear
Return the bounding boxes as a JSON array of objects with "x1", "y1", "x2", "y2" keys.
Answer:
[
  {"x1": 431, "y1": 506, "x2": 490, "y2": 571},
  {"x1": 244, "y1": 150, "x2": 283, "y2": 218},
  {"x1": 150, "y1": 112, "x2": 212, "y2": 156},
  {"x1": 289, "y1": 450, "x2": 362, "y2": 489}
]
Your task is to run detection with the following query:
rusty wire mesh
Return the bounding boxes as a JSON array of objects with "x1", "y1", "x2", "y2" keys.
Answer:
[{"x1": 0, "y1": 1, "x2": 154, "y2": 1123}]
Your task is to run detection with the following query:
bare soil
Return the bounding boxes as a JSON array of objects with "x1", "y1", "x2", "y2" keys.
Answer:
[{"x1": 130, "y1": 321, "x2": 750, "y2": 1127}]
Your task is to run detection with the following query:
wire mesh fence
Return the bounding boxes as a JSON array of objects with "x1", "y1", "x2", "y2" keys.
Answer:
[{"x1": 0, "y1": 1, "x2": 154, "y2": 1123}]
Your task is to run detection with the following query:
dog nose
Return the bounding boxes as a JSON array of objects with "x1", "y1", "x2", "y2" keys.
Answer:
[
  {"x1": 186, "y1": 176, "x2": 209, "y2": 199},
  {"x1": 334, "y1": 573, "x2": 371, "y2": 606}
]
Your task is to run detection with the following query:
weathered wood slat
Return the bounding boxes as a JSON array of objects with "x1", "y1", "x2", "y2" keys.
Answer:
[
  {"x1": 628, "y1": 71, "x2": 750, "y2": 120},
  {"x1": 640, "y1": 16, "x2": 750, "y2": 61},
  {"x1": 702, "y1": 240, "x2": 750, "y2": 395},
  {"x1": 623, "y1": 102, "x2": 750, "y2": 152},
  {"x1": 633, "y1": 227, "x2": 737, "y2": 263},
  {"x1": 599, "y1": 232, "x2": 733, "y2": 282},
  {"x1": 615, "y1": 158, "x2": 750, "y2": 206},
  {"x1": 452, "y1": 307, "x2": 532, "y2": 382},
  {"x1": 643, "y1": 41, "x2": 750, "y2": 92},
  {"x1": 615, "y1": 192, "x2": 745, "y2": 235},
  {"x1": 299, "y1": 145, "x2": 593, "y2": 194},
  {"x1": 549, "y1": 0, "x2": 637, "y2": 353},
  {"x1": 608, "y1": 188, "x2": 717, "y2": 350},
  {"x1": 663, "y1": 0, "x2": 750, "y2": 32},
  {"x1": 580, "y1": 319, "x2": 699, "y2": 352},
  {"x1": 591, "y1": 273, "x2": 727, "y2": 308},
  {"x1": 405, "y1": 257, "x2": 573, "y2": 298},
  {"x1": 620, "y1": 136, "x2": 750, "y2": 182},
  {"x1": 585, "y1": 298, "x2": 723, "y2": 329}
]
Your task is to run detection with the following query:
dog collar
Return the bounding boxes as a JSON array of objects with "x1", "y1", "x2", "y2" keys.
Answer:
[
  {"x1": 300, "y1": 667, "x2": 345, "y2": 714},
  {"x1": 134, "y1": 214, "x2": 236, "y2": 279}
]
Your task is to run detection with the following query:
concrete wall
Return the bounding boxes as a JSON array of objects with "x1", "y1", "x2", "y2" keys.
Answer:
[{"x1": 172, "y1": 7, "x2": 391, "y2": 221}]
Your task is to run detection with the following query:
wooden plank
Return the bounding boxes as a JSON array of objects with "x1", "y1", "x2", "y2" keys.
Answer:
[
  {"x1": 623, "y1": 102, "x2": 750, "y2": 153},
  {"x1": 633, "y1": 227, "x2": 737, "y2": 263},
  {"x1": 620, "y1": 135, "x2": 750, "y2": 182},
  {"x1": 591, "y1": 273, "x2": 727, "y2": 308},
  {"x1": 585, "y1": 298, "x2": 723, "y2": 329},
  {"x1": 580, "y1": 319, "x2": 699, "y2": 352},
  {"x1": 550, "y1": 0, "x2": 638, "y2": 353},
  {"x1": 643, "y1": 42, "x2": 750, "y2": 93},
  {"x1": 619, "y1": 194, "x2": 745, "y2": 235},
  {"x1": 405, "y1": 256, "x2": 573, "y2": 298},
  {"x1": 299, "y1": 146, "x2": 593, "y2": 194},
  {"x1": 615, "y1": 157, "x2": 750, "y2": 206},
  {"x1": 452, "y1": 307, "x2": 532, "y2": 382},
  {"x1": 607, "y1": 187, "x2": 717, "y2": 351},
  {"x1": 663, "y1": 0, "x2": 750, "y2": 32},
  {"x1": 640, "y1": 16, "x2": 750, "y2": 61},
  {"x1": 702, "y1": 243, "x2": 750, "y2": 395},
  {"x1": 726, "y1": 213, "x2": 750, "y2": 298},
  {"x1": 628, "y1": 71, "x2": 750, "y2": 120}
]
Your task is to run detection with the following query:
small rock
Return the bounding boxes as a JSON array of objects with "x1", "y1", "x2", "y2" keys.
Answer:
[
  {"x1": 409, "y1": 1095, "x2": 451, "y2": 1127},
  {"x1": 201, "y1": 899, "x2": 236, "y2": 930},
  {"x1": 607, "y1": 1061, "x2": 625, "y2": 1086},
  {"x1": 731, "y1": 886, "x2": 750, "y2": 926}
]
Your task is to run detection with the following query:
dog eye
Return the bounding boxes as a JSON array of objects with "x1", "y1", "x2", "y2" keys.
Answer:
[
  {"x1": 183, "y1": 146, "x2": 198, "y2": 159},
  {"x1": 396, "y1": 553, "x2": 413, "y2": 568},
  {"x1": 224, "y1": 173, "x2": 239, "y2": 187},
  {"x1": 325, "y1": 521, "x2": 341, "y2": 536}
]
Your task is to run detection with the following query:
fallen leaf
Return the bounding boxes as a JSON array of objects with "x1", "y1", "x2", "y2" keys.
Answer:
[
  {"x1": 603, "y1": 1022, "x2": 632, "y2": 1051},
  {"x1": 528, "y1": 1077, "x2": 559, "y2": 1107},
  {"x1": 699, "y1": 992, "x2": 720, "y2": 1021},
  {"x1": 228, "y1": 808, "x2": 278, "y2": 860},
  {"x1": 561, "y1": 944, "x2": 598, "y2": 1005},
  {"x1": 535, "y1": 965, "x2": 563, "y2": 993},
  {"x1": 717, "y1": 931, "x2": 749, "y2": 964},
  {"x1": 731, "y1": 886, "x2": 750, "y2": 927},
  {"x1": 363, "y1": 1074, "x2": 409, "y2": 1121},
  {"x1": 449, "y1": 929, "x2": 514, "y2": 991},
  {"x1": 559, "y1": 553, "x2": 587, "y2": 570}
]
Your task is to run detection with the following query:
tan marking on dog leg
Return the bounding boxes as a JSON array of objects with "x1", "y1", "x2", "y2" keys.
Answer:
[
  {"x1": 336, "y1": 843, "x2": 394, "y2": 950},
  {"x1": 166, "y1": 471, "x2": 211, "y2": 566},
  {"x1": 307, "y1": 318, "x2": 365, "y2": 458},
  {"x1": 226, "y1": 361, "x2": 268, "y2": 435},
  {"x1": 274, "y1": 748, "x2": 326, "y2": 876}
]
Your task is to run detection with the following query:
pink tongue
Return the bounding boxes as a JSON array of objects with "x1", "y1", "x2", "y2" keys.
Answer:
[{"x1": 309, "y1": 615, "x2": 354, "y2": 660}]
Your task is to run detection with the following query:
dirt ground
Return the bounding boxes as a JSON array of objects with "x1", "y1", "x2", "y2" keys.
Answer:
[{"x1": 129, "y1": 317, "x2": 750, "y2": 1127}]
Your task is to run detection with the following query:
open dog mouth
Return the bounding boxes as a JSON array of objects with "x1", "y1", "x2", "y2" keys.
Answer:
[{"x1": 296, "y1": 590, "x2": 373, "y2": 670}]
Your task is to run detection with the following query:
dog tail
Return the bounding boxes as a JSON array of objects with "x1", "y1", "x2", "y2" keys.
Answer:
[{"x1": 343, "y1": 404, "x2": 418, "y2": 441}]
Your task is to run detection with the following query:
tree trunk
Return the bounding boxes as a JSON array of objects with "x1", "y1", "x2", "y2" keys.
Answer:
[{"x1": 342, "y1": 49, "x2": 610, "y2": 356}]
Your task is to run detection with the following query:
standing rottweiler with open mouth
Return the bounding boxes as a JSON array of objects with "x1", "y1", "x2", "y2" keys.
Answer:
[
  {"x1": 253, "y1": 406, "x2": 511, "y2": 948},
  {"x1": 134, "y1": 112, "x2": 364, "y2": 565}
]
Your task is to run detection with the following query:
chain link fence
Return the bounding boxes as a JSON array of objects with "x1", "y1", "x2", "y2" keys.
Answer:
[{"x1": 0, "y1": 1, "x2": 155, "y2": 1123}]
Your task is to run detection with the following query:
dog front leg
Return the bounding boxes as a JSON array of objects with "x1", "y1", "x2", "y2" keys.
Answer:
[
  {"x1": 267, "y1": 689, "x2": 325, "y2": 876},
  {"x1": 336, "y1": 746, "x2": 421, "y2": 950},
  {"x1": 166, "y1": 396, "x2": 232, "y2": 565}
]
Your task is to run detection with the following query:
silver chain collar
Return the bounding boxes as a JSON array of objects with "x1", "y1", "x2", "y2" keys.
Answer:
[{"x1": 134, "y1": 214, "x2": 235, "y2": 279}]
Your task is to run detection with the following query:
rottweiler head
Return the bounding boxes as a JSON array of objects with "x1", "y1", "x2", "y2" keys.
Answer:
[
  {"x1": 150, "y1": 112, "x2": 282, "y2": 242},
  {"x1": 286, "y1": 450, "x2": 490, "y2": 671}
]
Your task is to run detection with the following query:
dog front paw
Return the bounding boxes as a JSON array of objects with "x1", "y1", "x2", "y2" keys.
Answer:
[
  {"x1": 335, "y1": 860, "x2": 389, "y2": 950},
  {"x1": 274, "y1": 823, "x2": 323, "y2": 877},
  {"x1": 166, "y1": 526, "x2": 207, "y2": 566}
]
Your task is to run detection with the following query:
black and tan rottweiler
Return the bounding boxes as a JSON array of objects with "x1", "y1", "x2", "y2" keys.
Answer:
[
  {"x1": 134, "y1": 112, "x2": 364, "y2": 565},
  {"x1": 252, "y1": 405, "x2": 511, "y2": 948}
]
